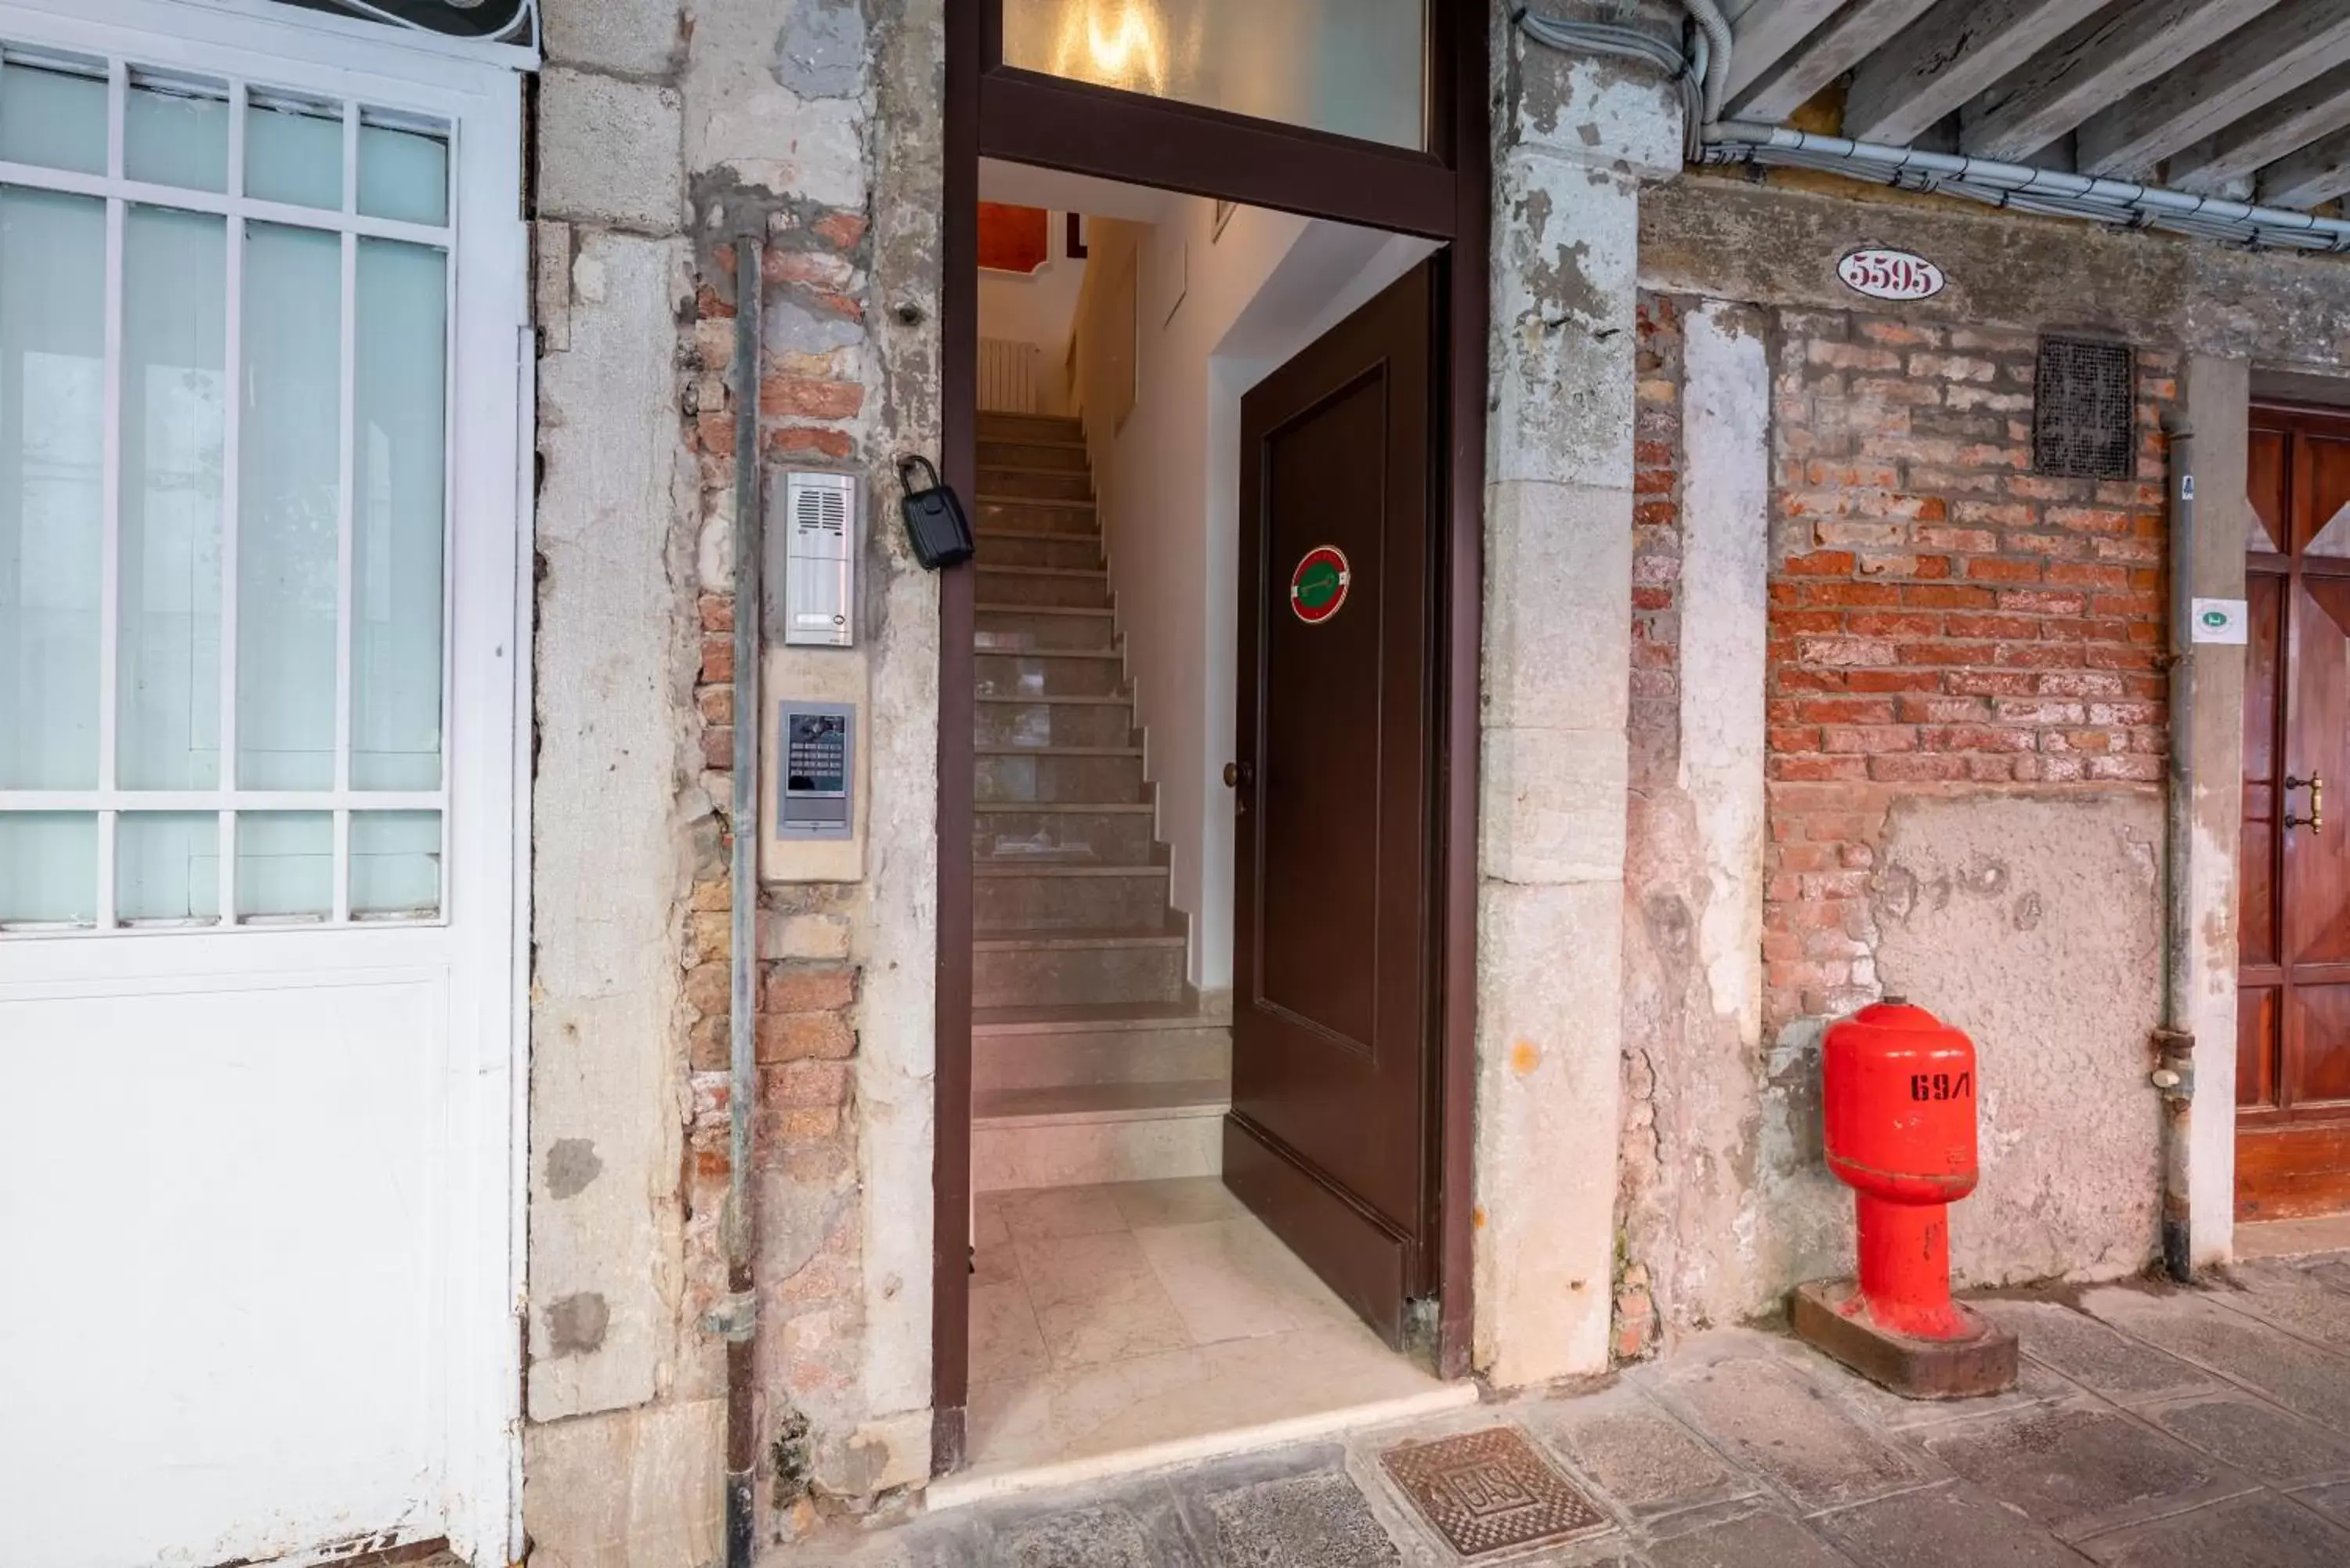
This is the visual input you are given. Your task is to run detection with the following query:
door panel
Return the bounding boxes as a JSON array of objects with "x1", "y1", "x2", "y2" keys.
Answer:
[
  {"x1": 2240, "y1": 407, "x2": 2350, "y2": 1219},
  {"x1": 2240, "y1": 985, "x2": 2280, "y2": 1111},
  {"x1": 1258, "y1": 374, "x2": 1389, "y2": 1057},
  {"x1": 1227, "y1": 261, "x2": 1437, "y2": 1345},
  {"x1": 1, "y1": 972, "x2": 446, "y2": 1566},
  {"x1": 2305, "y1": 434, "x2": 2350, "y2": 557}
]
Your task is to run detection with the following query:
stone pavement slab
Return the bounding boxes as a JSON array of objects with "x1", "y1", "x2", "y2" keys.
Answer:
[
  {"x1": 2077, "y1": 1284, "x2": 2350, "y2": 1428},
  {"x1": 1636, "y1": 1335, "x2": 1943, "y2": 1512},
  {"x1": 1974, "y1": 1298, "x2": 2222, "y2": 1407},
  {"x1": 1810, "y1": 1479, "x2": 2085, "y2": 1568},
  {"x1": 2134, "y1": 1392, "x2": 2350, "y2": 1491},
  {"x1": 1914, "y1": 1400, "x2": 2251, "y2": 1541},
  {"x1": 1526, "y1": 1383, "x2": 1758, "y2": 1523},
  {"x1": 2075, "y1": 1491, "x2": 2350, "y2": 1566},
  {"x1": 1641, "y1": 1509, "x2": 1853, "y2": 1568}
]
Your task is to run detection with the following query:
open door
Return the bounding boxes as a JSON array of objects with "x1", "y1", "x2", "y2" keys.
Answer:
[{"x1": 1224, "y1": 262, "x2": 1440, "y2": 1346}]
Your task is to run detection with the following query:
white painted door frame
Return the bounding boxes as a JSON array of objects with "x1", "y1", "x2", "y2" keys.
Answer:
[{"x1": 0, "y1": 1, "x2": 530, "y2": 1561}]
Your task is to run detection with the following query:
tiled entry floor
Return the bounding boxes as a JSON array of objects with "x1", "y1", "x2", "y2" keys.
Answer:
[{"x1": 960, "y1": 1178, "x2": 1466, "y2": 1491}]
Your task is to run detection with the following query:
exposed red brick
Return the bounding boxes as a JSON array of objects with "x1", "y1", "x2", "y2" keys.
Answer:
[{"x1": 761, "y1": 376, "x2": 865, "y2": 420}]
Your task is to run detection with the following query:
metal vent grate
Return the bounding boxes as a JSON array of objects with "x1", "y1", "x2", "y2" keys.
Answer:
[{"x1": 2034, "y1": 336, "x2": 2135, "y2": 479}]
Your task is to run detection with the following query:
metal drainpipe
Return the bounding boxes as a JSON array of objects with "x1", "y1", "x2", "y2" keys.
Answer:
[
  {"x1": 721, "y1": 231, "x2": 765, "y2": 1568},
  {"x1": 2155, "y1": 417, "x2": 2197, "y2": 1284}
]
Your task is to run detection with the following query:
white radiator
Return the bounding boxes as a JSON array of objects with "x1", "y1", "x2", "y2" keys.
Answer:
[{"x1": 979, "y1": 338, "x2": 1042, "y2": 414}]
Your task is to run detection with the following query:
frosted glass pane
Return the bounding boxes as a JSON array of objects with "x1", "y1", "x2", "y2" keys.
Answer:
[
  {"x1": 0, "y1": 62, "x2": 107, "y2": 175},
  {"x1": 246, "y1": 99, "x2": 342, "y2": 210},
  {"x1": 358, "y1": 123, "x2": 448, "y2": 227},
  {"x1": 0, "y1": 189, "x2": 105, "y2": 790},
  {"x1": 118, "y1": 811, "x2": 220, "y2": 923},
  {"x1": 235, "y1": 811, "x2": 329, "y2": 918},
  {"x1": 352, "y1": 241, "x2": 446, "y2": 792},
  {"x1": 238, "y1": 224, "x2": 341, "y2": 790},
  {"x1": 120, "y1": 207, "x2": 226, "y2": 791},
  {"x1": 126, "y1": 80, "x2": 230, "y2": 193},
  {"x1": 0, "y1": 813, "x2": 96, "y2": 924},
  {"x1": 351, "y1": 811, "x2": 439, "y2": 916},
  {"x1": 1002, "y1": 0, "x2": 1427, "y2": 150}
]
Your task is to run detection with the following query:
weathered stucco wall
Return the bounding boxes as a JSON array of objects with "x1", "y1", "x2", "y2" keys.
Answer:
[{"x1": 526, "y1": 1, "x2": 942, "y2": 1561}]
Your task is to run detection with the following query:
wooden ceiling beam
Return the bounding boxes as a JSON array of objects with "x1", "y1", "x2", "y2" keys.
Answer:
[
  {"x1": 2076, "y1": 3, "x2": 2350, "y2": 179},
  {"x1": 2259, "y1": 122, "x2": 2350, "y2": 209},
  {"x1": 1722, "y1": 0, "x2": 1855, "y2": 108},
  {"x1": 1845, "y1": 0, "x2": 2109, "y2": 147},
  {"x1": 1958, "y1": 0, "x2": 2283, "y2": 162},
  {"x1": 2169, "y1": 59, "x2": 2350, "y2": 194},
  {"x1": 1727, "y1": 0, "x2": 1941, "y2": 125}
]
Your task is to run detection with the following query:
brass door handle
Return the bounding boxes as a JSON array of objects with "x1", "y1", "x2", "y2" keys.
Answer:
[
  {"x1": 1224, "y1": 761, "x2": 1253, "y2": 813},
  {"x1": 2287, "y1": 774, "x2": 2325, "y2": 834}
]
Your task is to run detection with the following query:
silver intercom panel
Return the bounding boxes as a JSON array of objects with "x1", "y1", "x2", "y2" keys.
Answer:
[
  {"x1": 777, "y1": 470, "x2": 858, "y2": 648},
  {"x1": 777, "y1": 701, "x2": 855, "y2": 839}
]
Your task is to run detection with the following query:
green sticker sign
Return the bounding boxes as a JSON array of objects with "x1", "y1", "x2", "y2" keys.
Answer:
[{"x1": 1290, "y1": 545, "x2": 1350, "y2": 625}]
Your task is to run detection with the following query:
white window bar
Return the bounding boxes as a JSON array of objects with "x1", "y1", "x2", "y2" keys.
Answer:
[
  {"x1": 92, "y1": 57, "x2": 128, "y2": 930},
  {"x1": 0, "y1": 40, "x2": 456, "y2": 937},
  {"x1": 331, "y1": 98, "x2": 360, "y2": 926},
  {"x1": 220, "y1": 78, "x2": 248, "y2": 926}
]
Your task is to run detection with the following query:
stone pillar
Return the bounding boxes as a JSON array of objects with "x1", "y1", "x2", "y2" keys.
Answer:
[
  {"x1": 2182, "y1": 355, "x2": 2250, "y2": 1267},
  {"x1": 1474, "y1": 12, "x2": 1686, "y2": 1386}
]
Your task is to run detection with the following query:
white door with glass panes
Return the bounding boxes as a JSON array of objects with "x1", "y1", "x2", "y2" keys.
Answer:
[{"x1": 0, "y1": 5, "x2": 526, "y2": 1565}]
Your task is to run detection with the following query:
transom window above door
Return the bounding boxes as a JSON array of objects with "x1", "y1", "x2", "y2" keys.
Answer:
[
  {"x1": 0, "y1": 44, "x2": 454, "y2": 933},
  {"x1": 1000, "y1": 0, "x2": 1430, "y2": 151}
]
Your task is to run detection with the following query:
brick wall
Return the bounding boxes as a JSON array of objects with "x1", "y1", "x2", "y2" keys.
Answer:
[
  {"x1": 1631, "y1": 294, "x2": 1685, "y2": 786},
  {"x1": 1762, "y1": 311, "x2": 2175, "y2": 1027},
  {"x1": 678, "y1": 217, "x2": 874, "y2": 1520}
]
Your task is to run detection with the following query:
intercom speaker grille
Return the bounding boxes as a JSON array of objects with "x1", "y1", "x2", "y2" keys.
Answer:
[
  {"x1": 795, "y1": 482, "x2": 848, "y2": 537},
  {"x1": 2034, "y1": 336, "x2": 2135, "y2": 480}
]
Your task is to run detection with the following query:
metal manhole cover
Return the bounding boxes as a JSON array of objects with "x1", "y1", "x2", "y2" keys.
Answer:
[{"x1": 1379, "y1": 1425, "x2": 1610, "y2": 1559}]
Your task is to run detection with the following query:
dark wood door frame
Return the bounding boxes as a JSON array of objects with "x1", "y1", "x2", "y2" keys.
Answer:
[{"x1": 935, "y1": 0, "x2": 1489, "y2": 1474}]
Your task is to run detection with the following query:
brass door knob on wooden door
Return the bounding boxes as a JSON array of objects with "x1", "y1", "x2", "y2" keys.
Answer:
[{"x1": 1224, "y1": 761, "x2": 1254, "y2": 811}]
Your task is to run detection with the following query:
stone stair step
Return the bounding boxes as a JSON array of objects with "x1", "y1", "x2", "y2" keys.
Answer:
[
  {"x1": 976, "y1": 497, "x2": 1098, "y2": 537},
  {"x1": 977, "y1": 412, "x2": 1083, "y2": 443},
  {"x1": 974, "y1": 861, "x2": 1170, "y2": 931},
  {"x1": 971, "y1": 1078, "x2": 1228, "y2": 1191},
  {"x1": 976, "y1": 563, "x2": 1112, "y2": 610},
  {"x1": 972, "y1": 1002, "x2": 1231, "y2": 1093},
  {"x1": 979, "y1": 438, "x2": 1089, "y2": 472},
  {"x1": 976, "y1": 746, "x2": 1147, "y2": 805},
  {"x1": 974, "y1": 529, "x2": 1104, "y2": 570},
  {"x1": 978, "y1": 604, "x2": 1119, "y2": 651},
  {"x1": 975, "y1": 802, "x2": 1158, "y2": 867},
  {"x1": 976, "y1": 650, "x2": 1128, "y2": 699},
  {"x1": 981, "y1": 464, "x2": 1093, "y2": 502},
  {"x1": 976, "y1": 695, "x2": 1135, "y2": 749},
  {"x1": 973, "y1": 924, "x2": 1189, "y2": 1010}
]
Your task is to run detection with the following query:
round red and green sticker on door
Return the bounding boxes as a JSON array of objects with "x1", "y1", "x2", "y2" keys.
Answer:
[{"x1": 1289, "y1": 545, "x2": 1351, "y2": 624}]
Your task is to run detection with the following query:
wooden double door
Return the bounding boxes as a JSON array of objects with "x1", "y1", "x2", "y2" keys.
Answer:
[{"x1": 2240, "y1": 405, "x2": 2350, "y2": 1219}]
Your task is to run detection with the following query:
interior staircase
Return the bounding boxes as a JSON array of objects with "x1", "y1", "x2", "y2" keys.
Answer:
[{"x1": 970, "y1": 411, "x2": 1232, "y2": 1191}]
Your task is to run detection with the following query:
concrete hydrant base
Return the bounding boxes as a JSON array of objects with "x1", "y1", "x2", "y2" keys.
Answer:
[{"x1": 1790, "y1": 1279, "x2": 2020, "y2": 1400}]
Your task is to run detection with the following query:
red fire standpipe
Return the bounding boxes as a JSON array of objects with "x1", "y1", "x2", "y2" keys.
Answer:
[{"x1": 1822, "y1": 999, "x2": 1979, "y2": 1341}]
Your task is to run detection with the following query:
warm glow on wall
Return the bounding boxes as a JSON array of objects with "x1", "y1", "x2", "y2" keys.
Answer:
[{"x1": 1051, "y1": 1, "x2": 1166, "y2": 94}]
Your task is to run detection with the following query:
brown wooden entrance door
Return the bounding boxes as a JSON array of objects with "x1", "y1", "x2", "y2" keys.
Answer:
[
  {"x1": 2240, "y1": 405, "x2": 2350, "y2": 1220},
  {"x1": 1225, "y1": 262, "x2": 1440, "y2": 1346}
]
